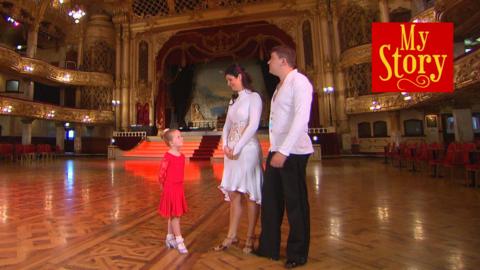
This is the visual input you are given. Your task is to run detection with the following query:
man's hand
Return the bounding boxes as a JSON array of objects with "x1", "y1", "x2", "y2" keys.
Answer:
[{"x1": 270, "y1": 152, "x2": 287, "y2": 168}]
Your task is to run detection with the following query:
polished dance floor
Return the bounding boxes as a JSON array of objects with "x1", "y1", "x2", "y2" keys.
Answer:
[{"x1": 0, "y1": 157, "x2": 479, "y2": 269}]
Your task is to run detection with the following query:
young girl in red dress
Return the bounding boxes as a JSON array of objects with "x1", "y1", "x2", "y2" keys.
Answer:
[{"x1": 158, "y1": 128, "x2": 188, "y2": 254}]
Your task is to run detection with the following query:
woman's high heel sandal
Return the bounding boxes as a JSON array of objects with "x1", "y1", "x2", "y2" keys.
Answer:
[
  {"x1": 242, "y1": 235, "x2": 255, "y2": 254},
  {"x1": 213, "y1": 237, "x2": 238, "y2": 251}
]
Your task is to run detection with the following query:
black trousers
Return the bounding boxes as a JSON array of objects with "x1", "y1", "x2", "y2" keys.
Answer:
[{"x1": 257, "y1": 152, "x2": 310, "y2": 261}]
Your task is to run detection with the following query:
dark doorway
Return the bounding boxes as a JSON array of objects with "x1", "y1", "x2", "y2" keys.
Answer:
[{"x1": 64, "y1": 128, "x2": 75, "y2": 152}]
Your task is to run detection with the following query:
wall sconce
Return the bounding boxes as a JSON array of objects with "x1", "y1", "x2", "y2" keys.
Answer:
[
  {"x1": 62, "y1": 74, "x2": 72, "y2": 82},
  {"x1": 23, "y1": 65, "x2": 34, "y2": 72},
  {"x1": 6, "y1": 17, "x2": 20, "y2": 27},
  {"x1": 46, "y1": 110, "x2": 55, "y2": 118},
  {"x1": 1, "y1": 105, "x2": 13, "y2": 113},
  {"x1": 82, "y1": 115, "x2": 92, "y2": 123},
  {"x1": 369, "y1": 100, "x2": 382, "y2": 111},
  {"x1": 401, "y1": 92, "x2": 412, "y2": 101}
]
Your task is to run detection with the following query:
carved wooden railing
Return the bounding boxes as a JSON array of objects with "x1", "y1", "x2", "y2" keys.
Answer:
[
  {"x1": 0, "y1": 46, "x2": 114, "y2": 87},
  {"x1": 345, "y1": 47, "x2": 480, "y2": 114},
  {"x1": 0, "y1": 96, "x2": 114, "y2": 124}
]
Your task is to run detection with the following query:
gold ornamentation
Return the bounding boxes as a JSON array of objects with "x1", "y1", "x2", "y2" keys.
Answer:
[
  {"x1": 454, "y1": 48, "x2": 480, "y2": 89},
  {"x1": 202, "y1": 31, "x2": 240, "y2": 54},
  {"x1": 411, "y1": 7, "x2": 437, "y2": 22},
  {"x1": 340, "y1": 44, "x2": 371, "y2": 68},
  {"x1": 269, "y1": 18, "x2": 297, "y2": 41},
  {"x1": 0, "y1": 96, "x2": 114, "y2": 124},
  {"x1": 0, "y1": 46, "x2": 114, "y2": 87}
]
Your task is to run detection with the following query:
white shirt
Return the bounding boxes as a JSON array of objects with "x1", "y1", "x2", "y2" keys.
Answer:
[
  {"x1": 269, "y1": 69, "x2": 314, "y2": 156},
  {"x1": 222, "y1": 90, "x2": 262, "y2": 156}
]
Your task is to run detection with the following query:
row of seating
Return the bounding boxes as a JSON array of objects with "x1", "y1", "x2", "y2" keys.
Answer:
[
  {"x1": 0, "y1": 143, "x2": 62, "y2": 161},
  {"x1": 384, "y1": 142, "x2": 480, "y2": 187}
]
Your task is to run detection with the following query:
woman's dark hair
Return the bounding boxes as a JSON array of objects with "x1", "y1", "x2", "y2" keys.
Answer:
[{"x1": 225, "y1": 63, "x2": 255, "y2": 105}]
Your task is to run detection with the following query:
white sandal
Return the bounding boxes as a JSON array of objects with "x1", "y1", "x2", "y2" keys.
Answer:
[
  {"x1": 175, "y1": 237, "x2": 188, "y2": 254},
  {"x1": 165, "y1": 237, "x2": 177, "y2": 249}
]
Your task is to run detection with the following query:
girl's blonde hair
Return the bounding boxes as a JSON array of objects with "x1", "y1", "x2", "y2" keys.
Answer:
[{"x1": 161, "y1": 128, "x2": 177, "y2": 146}]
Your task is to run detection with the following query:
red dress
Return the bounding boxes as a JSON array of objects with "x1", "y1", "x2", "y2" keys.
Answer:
[{"x1": 158, "y1": 152, "x2": 188, "y2": 217}]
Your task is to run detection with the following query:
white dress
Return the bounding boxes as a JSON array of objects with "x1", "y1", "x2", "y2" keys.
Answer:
[{"x1": 219, "y1": 89, "x2": 263, "y2": 204}]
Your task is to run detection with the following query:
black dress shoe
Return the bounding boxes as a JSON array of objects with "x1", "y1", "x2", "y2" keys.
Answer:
[{"x1": 285, "y1": 259, "x2": 307, "y2": 268}]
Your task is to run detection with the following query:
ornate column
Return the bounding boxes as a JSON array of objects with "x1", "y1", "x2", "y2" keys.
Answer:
[
  {"x1": 388, "y1": 111, "x2": 401, "y2": 144},
  {"x1": 129, "y1": 33, "x2": 136, "y2": 126},
  {"x1": 378, "y1": 0, "x2": 389, "y2": 22},
  {"x1": 149, "y1": 38, "x2": 155, "y2": 126},
  {"x1": 331, "y1": 5, "x2": 348, "y2": 134},
  {"x1": 319, "y1": 2, "x2": 336, "y2": 127},
  {"x1": 453, "y1": 109, "x2": 474, "y2": 142},
  {"x1": 56, "y1": 122, "x2": 65, "y2": 150},
  {"x1": 74, "y1": 124, "x2": 82, "y2": 153},
  {"x1": 75, "y1": 87, "x2": 81, "y2": 108},
  {"x1": 114, "y1": 25, "x2": 122, "y2": 130},
  {"x1": 121, "y1": 26, "x2": 130, "y2": 130},
  {"x1": 21, "y1": 118, "x2": 34, "y2": 145},
  {"x1": 24, "y1": 22, "x2": 40, "y2": 100},
  {"x1": 59, "y1": 87, "x2": 65, "y2": 106},
  {"x1": 77, "y1": 35, "x2": 84, "y2": 68}
]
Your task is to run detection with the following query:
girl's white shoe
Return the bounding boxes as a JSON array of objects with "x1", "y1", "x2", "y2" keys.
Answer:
[
  {"x1": 165, "y1": 234, "x2": 177, "y2": 249},
  {"x1": 175, "y1": 236, "x2": 188, "y2": 254}
]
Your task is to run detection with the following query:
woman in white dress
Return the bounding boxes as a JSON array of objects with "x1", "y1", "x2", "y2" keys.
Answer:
[{"x1": 214, "y1": 64, "x2": 263, "y2": 254}]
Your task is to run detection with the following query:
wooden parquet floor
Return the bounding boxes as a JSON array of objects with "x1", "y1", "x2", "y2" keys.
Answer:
[{"x1": 1, "y1": 157, "x2": 480, "y2": 269}]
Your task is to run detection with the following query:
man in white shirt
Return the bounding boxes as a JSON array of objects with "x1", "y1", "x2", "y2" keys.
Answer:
[{"x1": 255, "y1": 45, "x2": 314, "y2": 268}]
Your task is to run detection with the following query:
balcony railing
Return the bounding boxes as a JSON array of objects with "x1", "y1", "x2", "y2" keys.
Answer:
[
  {"x1": 0, "y1": 96, "x2": 114, "y2": 124},
  {"x1": 0, "y1": 46, "x2": 114, "y2": 87},
  {"x1": 345, "y1": 47, "x2": 480, "y2": 114}
]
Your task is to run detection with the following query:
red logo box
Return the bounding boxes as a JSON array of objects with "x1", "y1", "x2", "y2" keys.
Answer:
[{"x1": 372, "y1": 23, "x2": 453, "y2": 93}]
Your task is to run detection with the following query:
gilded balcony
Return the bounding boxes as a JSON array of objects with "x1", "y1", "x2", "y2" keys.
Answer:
[
  {"x1": 0, "y1": 46, "x2": 114, "y2": 88},
  {"x1": 345, "y1": 48, "x2": 480, "y2": 114},
  {"x1": 0, "y1": 96, "x2": 114, "y2": 124}
]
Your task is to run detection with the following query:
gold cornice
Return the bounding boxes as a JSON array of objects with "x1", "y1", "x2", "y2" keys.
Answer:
[
  {"x1": 454, "y1": 48, "x2": 480, "y2": 90},
  {"x1": 345, "y1": 92, "x2": 444, "y2": 115},
  {"x1": 339, "y1": 44, "x2": 371, "y2": 68},
  {"x1": 0, "y1": 96, "x2": 114, "y2": 124},
  {"x1": 345, "y1": 48, "x2": 480, "y2": 114},
  {"x1": 411, "y1": 7, "x2": 438, "y2": 22},
  {"x1": 129, "y1": 0, "x2": 317, "y2": 34},
  {"x1": 0, "y1": 46, "x2": 114, "y2": 88}
]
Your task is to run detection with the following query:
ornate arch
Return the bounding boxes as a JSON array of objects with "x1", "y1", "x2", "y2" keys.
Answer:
[{"x1": 154, "y1": 21, "x2": 295, "y2": 128}]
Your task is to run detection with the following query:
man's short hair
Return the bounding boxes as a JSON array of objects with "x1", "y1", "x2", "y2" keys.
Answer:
[{"x1": 271, "y1": 45, "x2": 296, "y2": 68}]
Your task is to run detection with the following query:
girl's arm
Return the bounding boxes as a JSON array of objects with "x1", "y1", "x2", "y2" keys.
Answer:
[{"x1": 158, "y1": 157, "x2": 169, "y2": 186}]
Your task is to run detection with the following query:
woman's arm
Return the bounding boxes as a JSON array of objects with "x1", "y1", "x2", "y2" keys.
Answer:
[{"x1": 232, "y1": 93, "x2": 262, "y2": 156}]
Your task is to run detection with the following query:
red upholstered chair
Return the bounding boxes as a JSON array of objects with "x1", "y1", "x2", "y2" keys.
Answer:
[
  {"x1": 462, "y1": 143, "x2": 479, "y2": 187},
  {"x1": 413, "y1": 143, "x2": 429, "y2": 172},
  {"x1": 427, "y1": 143, "x2": 446, "y2": 177}
]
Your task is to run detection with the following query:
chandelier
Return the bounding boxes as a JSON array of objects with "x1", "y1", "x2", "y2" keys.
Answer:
[{"x1": 68, "y1": 7, "x2": 86, "y2": 24}]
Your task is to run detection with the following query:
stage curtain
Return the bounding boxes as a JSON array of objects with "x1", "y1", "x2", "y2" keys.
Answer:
[
  {"x1": 155, "y1": 21, "x2": 296, "y2": 124},
  {"x1": 259, "y1": 60, "x2": 278, "y2": 98},
  {"x1": 169, "y1": 65, "x2": 195, "y2": 127},
  {"x1": 309, "y1": 91, "x2": 320, "y2": 128},
  {"x1": 136, "y1": 102, "x2": 144, "y2": 125},
  {"x1": 143, "y1": 103, "x2": 149, "y2": 125}
]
